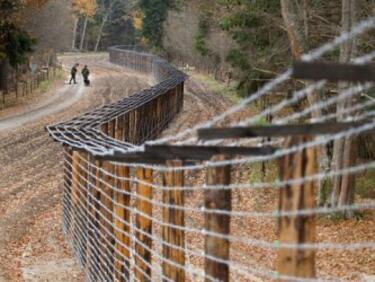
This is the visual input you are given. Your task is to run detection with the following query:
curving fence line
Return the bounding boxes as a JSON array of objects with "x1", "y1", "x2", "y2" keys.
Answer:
[
  {"x1": 46, "y1": 41, "x2": 375, "y2": 282},
  {"x1": 47, "y1": 47, "x2": 187, "y2": 281},
  {"x1": 46, "y1": 20, "x2": 375, "y2": 282},
  {"x1": 48, "y1": 46, "x2": 186, "y2": 155}
]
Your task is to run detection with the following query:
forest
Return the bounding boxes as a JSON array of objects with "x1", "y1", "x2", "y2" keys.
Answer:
[{"x1": 2, "y1": 0, "x2": 374, "y2": 93}]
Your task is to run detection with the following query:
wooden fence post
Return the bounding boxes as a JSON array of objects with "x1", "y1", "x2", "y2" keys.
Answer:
[
  {"x1": 277, "y1": 136, "x2": 317, "y2": 280},
  {"x1": 97, "y1": 122, "x2": 115, "y2": 281},
  {"x1": 134, "y1": 108, "x2": 141, "y2": 144},
  {"x1": 128, "y1": 110, "x2": 135, "y2": 144},
  {"x1": 94, "y1": 159, "x2": 108, "y2": 279},
  {"x1": 4, "y1": 81, "x2": 8, "y2": 96},
  {"x1": 156, "y1": 97, "x2": 162, "y2": 136},
  {"x1": 110, "y1": 119, "x2": 133, "y2": 281},
  {"x1": 123, "y1": 114, "x2": 129, "y2": 142},
  {"x1": 114, "y1": 164, "x2": 131, "y2": 282},
  {"x1": 114, "y1": 115, "x2": 131, "y2": 280},
  {"x1": 1, "y1": 91, "x2": 4, "y2": 108},
  {"x1": 103, "y1": 159, "x2": 115, "y2": 278},
  {"x1": 204, "y1": 155, "x2": 232, "y2": 282},
  {"x1": 86, "y1": 154, "x2": 100, "y2": 281},
  {"x1": 97, "y1": 159, "x2": 115, "y2": 280},
  {"x1": 115, "y1": 115, "x2": 125, "y2": 141},
  {"x1": 135, "y1": 168, "x2": 154, "y2": 282},
  {"x1": 78, "y1": 152, "x2": 89, "y2": 268},
  {"x1": 70, "y1": 150, "x2": 80, "y2": 241},
  {"x1": 15, "y1": 82, "x2": 18, "y2": 99},
  {"x1": 63, "y1": 146, "x2": 73, "y2": 233},
  {"x1": 71, "y1": 150, "x2": 89, "y2": 266},
  {"x1": 162, "y1": 160, "x2": 185, "y2": 282}
]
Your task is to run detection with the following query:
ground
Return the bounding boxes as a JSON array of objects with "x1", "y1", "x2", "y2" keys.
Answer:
[
  {"x1": 0, "y1": 53, "x2": 374, "y2": 282},
  {"x1": 0, "y1": 53, "x2": 150, "y2": 281},
  {"x1": 0, "y1": 53, "x2": 230, "y2": 281}
]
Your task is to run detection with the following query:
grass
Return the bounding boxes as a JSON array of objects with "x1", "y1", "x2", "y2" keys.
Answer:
[
  {"x1": 38, "y1": 71, "x2": 63, "y2": 92},
  {"x1": 319, "y1": 167, "x2": 375, "y2": 205},
  {"x1": 246, "y1": 160, "x2": 374, "y2": 216},
  {"x1": 39, "y1": 80, "x2": 51, "y2": 93},
  {"x1": 184, "y1": 68, "x2": 295, "y2": 122},
  {"x1": 58, "y1": 52, "x2": 108, "y2": 58},
  {"x1": 248, "y1": 160, "x2": 279, "y2": 184},
  {"x1": 247, "y1": 160, "x2": 280, "y2": 210},
  {"x1": 356, "y1": 168, "x2": 375, "y2": 199},
  {"x1": 318, "y1": 168, "x2": 375, "y2": 221},
  {"x1": 186, "y1": 70, "x2": 242, "y2": 104}
]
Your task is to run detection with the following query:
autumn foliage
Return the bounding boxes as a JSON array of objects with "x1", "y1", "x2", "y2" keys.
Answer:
[
  {"x1": 73, "y1": 0, "x2": 96, "y2": 16},
  {"x1": 0, "y1": 0, "x2": 51, "y2": 67}
]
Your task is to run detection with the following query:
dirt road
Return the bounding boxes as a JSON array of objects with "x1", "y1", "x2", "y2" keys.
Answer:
[
  {"x1": 0, "y1": 53, "x2": 230, "y2": 281},
  {"x1": 0, "y1": 53, "x2": 152, "y2": 281}
]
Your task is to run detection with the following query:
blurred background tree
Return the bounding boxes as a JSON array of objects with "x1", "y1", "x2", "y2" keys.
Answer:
[{"x1": 0, "y1": 0, "x2": 45, "y2": 89}]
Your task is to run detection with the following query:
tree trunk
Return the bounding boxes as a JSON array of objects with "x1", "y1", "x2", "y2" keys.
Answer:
[
  {"x1": 0, "y1": 60, "x2": 10, "y2": 91},
  {"x1": 72, "y1": 16, "x2": 79, "y2": 51},
  {"x1": 281, "y1": 0, "x2": 321, "y2": 119},
  {"x1": 331, "y1": 0, "x2": 354, "y2": 207},
  {"x1": 331, "y1": 0, "x2": 357, "y2": 214},
  {"x1": 280, "y1": 0, "x2": 305, "y2": 58},
  {"x1": 281, "y1": 0, "x2": 328, "y2": 205},
  {"x1": 302, "y1": 0, "x2": 309, "y2": 42},
  {"x1": 80, "y1": 15, "x2": 89, "y2": 51},
  {"x1": 94, "y1": 11, "x2": 110, "y2": 52}
]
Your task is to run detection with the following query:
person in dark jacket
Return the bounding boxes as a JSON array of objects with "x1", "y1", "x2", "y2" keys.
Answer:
[
  {"x1": 81, "y1": 65, "x2": 90, "y2": 86},
  {"x1": 69, "y1": 63, "x2": 79, "y2": 84}
]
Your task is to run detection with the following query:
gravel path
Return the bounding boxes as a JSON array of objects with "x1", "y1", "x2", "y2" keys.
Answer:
[
  {"x1": 0, "y1": 84, "x2": 84, "y2": 131},
  {"x1": 1, "y1": 53, "x2": 372, "y2": 282},
  {"x1": 0, "y1": 53, "x2": 232, "y2": 282},
  {"x1": 0, "y1": 53, "x2": 150, "y2": 281}
]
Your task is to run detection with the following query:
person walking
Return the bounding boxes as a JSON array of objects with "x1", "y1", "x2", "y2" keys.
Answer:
[
  {"x1": 81, "y1": 65, "x2": 90, "y2": 86},
  {"x1": 69, "y1": 63, "x2": 79, "y2": 84}
]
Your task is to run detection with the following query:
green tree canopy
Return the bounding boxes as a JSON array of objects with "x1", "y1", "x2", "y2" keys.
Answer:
[
  {"x1": 218, "y1": 0, "x2": 284, "y2": 96},
  {"x1": 0, "y1": 0, "x2": 35, "y2": 67},
  {"x1": 138, "y1": 0, "x2": 176, "y2": 48}
]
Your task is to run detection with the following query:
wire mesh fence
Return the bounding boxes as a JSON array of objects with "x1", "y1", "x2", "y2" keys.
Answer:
[
  {"x1": 1, "y1": 63, "x2": 63, "y2": 109},
  {"x1": 48, "y1": 18, "x2": 375, "y2": 282}
]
